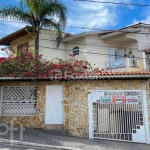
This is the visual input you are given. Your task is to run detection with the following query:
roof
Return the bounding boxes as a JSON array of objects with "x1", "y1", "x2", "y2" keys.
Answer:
[
  {"x1": 0, "y1": 25, "x2": 75, "y2": 45},
  {"x1": 63, "y1": 30, "x2": 111, "y2": 41},
  {"x1": 0, "y1": 26, "x2": 33, "y2": 45},
  {"x1": 118, "y1": 22, "x2": 150, "y2": 31},
  {"x1": 63, "y1": 22, "x2": 150, "y2": 41},
  {"x1": 1, "y1": 22, "x2": 150, "y2": 45},
  {"x1": 88, "y1": 71, "x2": 150, "y2": 75},
  {"x1": 0, "y1": 71, "x2": 150, "y2": 80}
]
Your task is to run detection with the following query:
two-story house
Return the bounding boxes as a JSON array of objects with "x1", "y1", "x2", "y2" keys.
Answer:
[
  {"x1": 0, "y1": 22, "x2": 150, "y2": 71},
  {"x1": 0, "y1": 23, "x2": 150, "y2": 144}
]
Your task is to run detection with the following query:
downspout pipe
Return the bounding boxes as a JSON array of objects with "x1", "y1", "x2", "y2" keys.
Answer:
[{"x1": 84, "y1": 33, "x2": 88, "y2": 62}]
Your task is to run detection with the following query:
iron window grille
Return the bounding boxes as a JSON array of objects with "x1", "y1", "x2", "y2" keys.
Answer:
[
  {"x1": 0, "y1": 86, "x2": 37, "y2": 116},
  {"x1": 73, "y1": 46, "x2": 79, "y2": 55}
]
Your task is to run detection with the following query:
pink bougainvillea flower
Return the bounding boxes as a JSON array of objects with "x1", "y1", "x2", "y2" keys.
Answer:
[
  {"x1": 0, "y1": 49, "x2": 94, "y2": 78},
  {"x1": 49, "y1": 70, "x2": 55, "y2": 74},
  {"x1": 0, "y1": 57, "x2": 5, "y2": 63},
  {"x1": 72, "y1": 73, "x2": 77, "y2": 76},
  {"x1": 12, "y1": 73, "x2": 16, "y2": 78},
  {"x1": 53, "y1": 64, "x2": 58, "y2": 69},
  {"x1": 38, "y1": 74, "x2": 43, "y2": 78},
  {"x1": 39, "y1": 54, "x2": 43, "y2": 59},
  {"x1": 27, "y1": 72, "x2": 32, "y2": 76},
  {"x1": 82, "y1": 66, "x2": 88, "y2": 69}
]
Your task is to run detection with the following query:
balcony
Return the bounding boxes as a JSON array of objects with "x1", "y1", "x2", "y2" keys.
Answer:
[{"x1": 105, "y1": 58, "x2": 145, "y2": 72}]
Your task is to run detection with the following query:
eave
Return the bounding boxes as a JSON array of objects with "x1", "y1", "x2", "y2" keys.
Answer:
[
  {"x1": 0, "y1": 26, "x2": 33, "y2": 45},
  {"x1": 0, "y1": 74, "x2": 150, "y2": 81}
]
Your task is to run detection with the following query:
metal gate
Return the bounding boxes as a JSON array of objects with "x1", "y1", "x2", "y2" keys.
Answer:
[{"x1": 88, "y1": 90, "x2": 150, "y2": 143}]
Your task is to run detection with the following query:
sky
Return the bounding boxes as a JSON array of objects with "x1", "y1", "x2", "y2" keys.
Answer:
[
  {"x1": 0, "y1": 0, "x2": 150, "y2": 37},
  {"x1": 1, "y1": 0, "x2": 150, "y2": 54}
]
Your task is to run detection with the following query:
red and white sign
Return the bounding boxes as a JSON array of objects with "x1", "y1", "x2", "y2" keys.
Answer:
[
  {"x1": 112, "y1": 96, "x2": 125, "y2": 104},
  {"x1": 126, "y1": 96, "x2": 138, "y2": 104}
]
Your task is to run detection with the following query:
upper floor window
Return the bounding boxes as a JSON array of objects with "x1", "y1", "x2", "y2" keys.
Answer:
[
  {"x1": 73, "y1": 46, "x2": 79, "y2": 55},
  {"x1": 17, "y1": 42, "x2": 28, "y2": 52},
  {"x1": 106, "y1": 48, "x2": 125, "y2": 68}
]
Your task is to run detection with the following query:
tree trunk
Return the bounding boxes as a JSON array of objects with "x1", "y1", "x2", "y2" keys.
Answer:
[
  {"x1": 34, "y1": 31, "x2": 39, "y2": 80},
  {"x1": 35, "y1": 32, "x2": 39, "y2": 62}
]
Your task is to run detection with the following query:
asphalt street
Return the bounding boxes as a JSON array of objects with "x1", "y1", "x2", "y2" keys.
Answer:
[{"x1": 0, "y1": 127, "x2": 150, "y2": 150}]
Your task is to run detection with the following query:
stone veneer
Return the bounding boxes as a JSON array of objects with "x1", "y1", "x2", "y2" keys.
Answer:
[{"x1": 0, "y1": 79, "x2": 150, "y2": 139}]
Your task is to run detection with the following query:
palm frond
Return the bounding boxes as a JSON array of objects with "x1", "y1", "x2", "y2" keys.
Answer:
[
  {"x1": 0, "y1": 0, "x2": 68, "y2": 46},
  {"x1": 45, "y1": 0, "x2": 67, "y2": 29}
]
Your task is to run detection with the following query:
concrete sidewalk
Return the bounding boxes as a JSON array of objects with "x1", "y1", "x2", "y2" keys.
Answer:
[{"x1": 0, "y1": 127, "x2": 149, "y2": 150}]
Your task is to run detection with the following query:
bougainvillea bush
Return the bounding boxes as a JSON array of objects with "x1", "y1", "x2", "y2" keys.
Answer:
[{"x1": 0, "y1": 49, "x2": 94, "y2": 79}]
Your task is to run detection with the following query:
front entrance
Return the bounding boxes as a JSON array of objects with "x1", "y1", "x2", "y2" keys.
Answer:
[
  {"x1": 88, "y1": 90, "x2": 150, "y2": 143},
  {"x1": 45, "y1": 86, "x2": 63, "y2": 126}
]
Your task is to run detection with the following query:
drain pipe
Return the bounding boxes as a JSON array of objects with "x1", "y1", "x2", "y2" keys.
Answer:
[{"x1": 84, "y1": 33, "x2": 88, "y2": 62}]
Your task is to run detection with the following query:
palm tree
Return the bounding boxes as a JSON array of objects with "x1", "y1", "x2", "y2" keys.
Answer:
[{"x1": 0, "y1": 0, "x2": 67, "y2": 61}]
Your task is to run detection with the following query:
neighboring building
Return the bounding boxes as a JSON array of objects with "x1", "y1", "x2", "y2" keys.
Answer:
[{"x1": 0, "y1": 23, "x2": 150, "y2": 71}]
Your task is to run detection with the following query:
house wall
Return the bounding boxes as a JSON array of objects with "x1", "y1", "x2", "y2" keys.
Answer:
[
  {"x1": 39, "y1": 30, "x2": 66, "y2": 60},
  {"x1": 10, "y1": 34, "x2": 35, "y2": 53},
  {"x1": 9, "y1": 31, "x2": 146, "y2": 71},
  {"x1": 0, "y1": 79, "x2": 150, "y2": 139},
  {"x1": 85, "y1": 34, "x2": 107, "y2": 69},
  {"x1": 65, "y1": 36, "x2": 86, "y2": 61},
  {"x1": 10, "y1": 29, "x2": 66, "y2": 60},
  {"x1": 64, "y1": 34, "x2": 107, "y2": 69},
  {"x1": 125, "y1": 30, "x2": 150, "y2": 51}
]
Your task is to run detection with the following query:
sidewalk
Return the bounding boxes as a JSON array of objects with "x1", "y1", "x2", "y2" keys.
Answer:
[{"x1": 0, "y1": 127, "x2": 149, "y2": 150}]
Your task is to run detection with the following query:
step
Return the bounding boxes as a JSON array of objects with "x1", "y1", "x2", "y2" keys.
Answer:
[
  {"x1": 45, "y1": 124, "x2": 63, "y2": 130},
  {"x1": 42, "y1": 129, "x2": 68, "y2": 136}
]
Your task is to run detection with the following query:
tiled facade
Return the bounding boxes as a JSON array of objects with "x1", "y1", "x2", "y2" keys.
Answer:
[{"x1": 0, "y1": 79, "x2": 150, "y2": 139}]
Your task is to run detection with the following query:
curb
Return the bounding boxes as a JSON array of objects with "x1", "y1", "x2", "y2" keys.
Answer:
[{"x1": 0, "y1": 138, "x2": 82, "y2": 150}]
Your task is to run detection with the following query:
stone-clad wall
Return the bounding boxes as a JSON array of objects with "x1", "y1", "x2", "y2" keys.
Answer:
[
  {"x1": 0, "y1": 81, "x2": 68, "y2": 129},
  {"x1": 0, "y1": 79, "x2": 149, "y2": 139},
  {"x1": 67, "y1": 80, "x2": 150, "y2": 138}
]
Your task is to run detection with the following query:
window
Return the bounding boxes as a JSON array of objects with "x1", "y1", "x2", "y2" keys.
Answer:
[
  {"x1": 0, "y1": 86, "x2": 37, "y2": 116},
  {"x1": 17, "y1": 42, "x2": 28, "y2": 52},
  {"x1": 106, "y1": 48, "x2": 125, "y2": 68},
  {"x1": 73, "y1": 46, "x2": 79, "y2": 55}
]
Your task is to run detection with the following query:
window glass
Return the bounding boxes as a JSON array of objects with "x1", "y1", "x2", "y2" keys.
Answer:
[
  {"x1": 73, "y1": 46, "x2": 79, "y2": 55},
  {"x1": 17, "y1": 42, "x2": 28, "y2": 52}
]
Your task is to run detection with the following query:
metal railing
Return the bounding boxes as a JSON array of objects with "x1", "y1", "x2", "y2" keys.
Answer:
[{"x1": 0, "y1": 86, "x2": 37, "y2": 116}]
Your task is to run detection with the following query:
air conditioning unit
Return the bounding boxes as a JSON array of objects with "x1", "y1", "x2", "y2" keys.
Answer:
[{"x1": 130, "y1": 59, "x2": 138, "y2": 67}]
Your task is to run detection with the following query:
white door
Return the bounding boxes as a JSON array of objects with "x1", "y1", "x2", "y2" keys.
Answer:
[{"x1": 45, "y1": 86, "x2": 63, "y2": 124}]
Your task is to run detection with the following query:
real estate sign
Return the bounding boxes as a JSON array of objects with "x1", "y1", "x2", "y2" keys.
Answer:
[
  {"x1": 100, "y1": 97, "x2": 112, "y2": 104},
  {"x1": 112, "y1": 96, "x2": 125, "y2": 104},
  {"x1": 126, "y1": 95, "x2": 138, "y2": 104}
]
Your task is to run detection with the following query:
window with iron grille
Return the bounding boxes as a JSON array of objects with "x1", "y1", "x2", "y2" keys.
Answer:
[
  {"x1": 106, "y1": 48, "x2": 126, "y2": 69},
  {"x1": 0, "y1": 86, "x2": 37, "y2": 116},
  {"x1": 73, "y1": 46, "x2": 79, "y2": 55}
]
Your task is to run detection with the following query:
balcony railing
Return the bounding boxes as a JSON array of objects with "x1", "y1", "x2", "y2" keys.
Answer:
[{"x1": 105, "y1": 58, "x2": 146, "y2": 72}]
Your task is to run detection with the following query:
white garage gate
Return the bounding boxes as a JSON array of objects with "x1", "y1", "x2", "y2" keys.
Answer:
[{"x1": 88, "y1": 90, "x2": 150, "y2": 144}]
